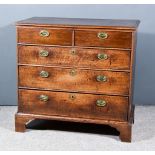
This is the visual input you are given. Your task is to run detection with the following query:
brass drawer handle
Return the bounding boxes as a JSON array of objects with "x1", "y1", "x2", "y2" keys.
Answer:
[
  {"x1": 40, "y1": 71, "x2": 49, "y2": 78},
  {"x1": 39, "y1": 30, "x2": 50, "y2": 37},
  {"x1": 96, "y1": 99, "x2": 106, "y2": 107},
  {"x1": 70, "y1": 69, "x2": 77, "y2": 76},
  {"x1": 97, "y1": 53, "x2": 108, "y2": 60},
  {"x1": 96, "y1": 75, "x2": 107, "y2": 82},
  {"x1": 39, "y1": 95, "x2": 49, "y2": 102},
  {"x1": 39, "y1": 50, "x2": 49, "y2": 57},
  {"x1": 98, "y1": 32, "x2": 108, "y2": 39}
]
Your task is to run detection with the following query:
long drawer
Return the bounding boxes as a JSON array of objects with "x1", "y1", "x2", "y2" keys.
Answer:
[
  {"x1": 18, "y1": 45, "x2": 130, "y2": 70},
  {"x1": 18, "y1": 89, "x2": 128, "y2": 121},
  {"x1": 18, "y1": 66, "x2": 130, "y2": 95}
]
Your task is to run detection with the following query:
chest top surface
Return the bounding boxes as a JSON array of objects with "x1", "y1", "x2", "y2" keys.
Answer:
[{"x1": 16, "y1": 17, "x2": 140, "y2": 30}]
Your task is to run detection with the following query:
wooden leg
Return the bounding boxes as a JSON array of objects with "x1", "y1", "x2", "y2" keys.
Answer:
[
  {"x1": 110, "y1": 122, "x2": 132, "y2": 142},
  {"x1": 15, "y1": 113, "x2": 34, "y2": 132},
  {"x1": 117, "y1": 123, "x2": 132, "y2": 142}
]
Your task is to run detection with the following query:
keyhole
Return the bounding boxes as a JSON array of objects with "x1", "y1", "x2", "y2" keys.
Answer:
[{"x1": 69, "y1": 94, "x2": 76, "y2": 100}]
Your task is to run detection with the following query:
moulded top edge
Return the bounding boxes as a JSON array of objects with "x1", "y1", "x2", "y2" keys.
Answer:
[{"x1": 16, "y1": 17, "x2": 140, "y2": 30}]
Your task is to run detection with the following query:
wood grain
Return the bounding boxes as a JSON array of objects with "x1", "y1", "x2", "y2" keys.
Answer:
[
  {"x1": 18, "y1": 89, "x2": 128, "y2": 121},
  {"x1": 75, "y1": 30, "x2": 132, "y2": 49},
  {"x1": 16, "y1": 17, "x2": 140, "y2": 30},
  {"x1": 18, "y1": 66, "x2": 130, "y2": 95},
  {"x1": 18, "y1": 45, "x2": 130, "y2": 70},
  {"x1": 17, "y1": 26, "x2": 72, "y2": 45}
]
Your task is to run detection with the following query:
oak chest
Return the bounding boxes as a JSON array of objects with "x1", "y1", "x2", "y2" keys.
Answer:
[{"x1": 15, "y1": 17, "x2": 140, "y2": 142}]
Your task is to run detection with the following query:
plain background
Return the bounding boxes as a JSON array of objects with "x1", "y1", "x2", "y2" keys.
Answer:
[{"x1": 0, "y1": 4, "x2": 154, "y2": 105}]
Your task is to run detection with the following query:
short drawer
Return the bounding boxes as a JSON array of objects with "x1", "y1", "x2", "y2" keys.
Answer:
[
  {"x1": 75, "y1": 30, "x2": 132, "y2": 49},
  {"x1": 18, "y1": 45, "x2": 130, "y2": 70},
  {"x1": 17, "y1": 26, "x2": 72, "y2": 46},
  {"x1": 18, "y1": 66, "x2": 130, "y2": 95},
  {"x1": 18, "y1": 89, "x2": 128, "y2": 121}
]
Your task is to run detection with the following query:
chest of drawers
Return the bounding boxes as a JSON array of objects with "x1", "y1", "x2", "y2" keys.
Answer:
[{"x1": 15, "y1": 17, "x2": 140, "y2": 142}]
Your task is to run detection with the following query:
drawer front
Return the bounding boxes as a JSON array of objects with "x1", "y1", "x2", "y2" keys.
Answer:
[
  {"x1": 19, "y1": 66, "x2": 129, "y2": 95},
  {"x1": 75, "y1": 30, "x2": 132, "y2": 48},
  {"x1": 18, "y1": 45, "x2": 130, "y2": 70},
  {"x1": 17, "y1": 27, "x2": 72, "y2": 46},
  {"x1": 18, "y1": 89, "x2": 128, "y2": 121}
]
